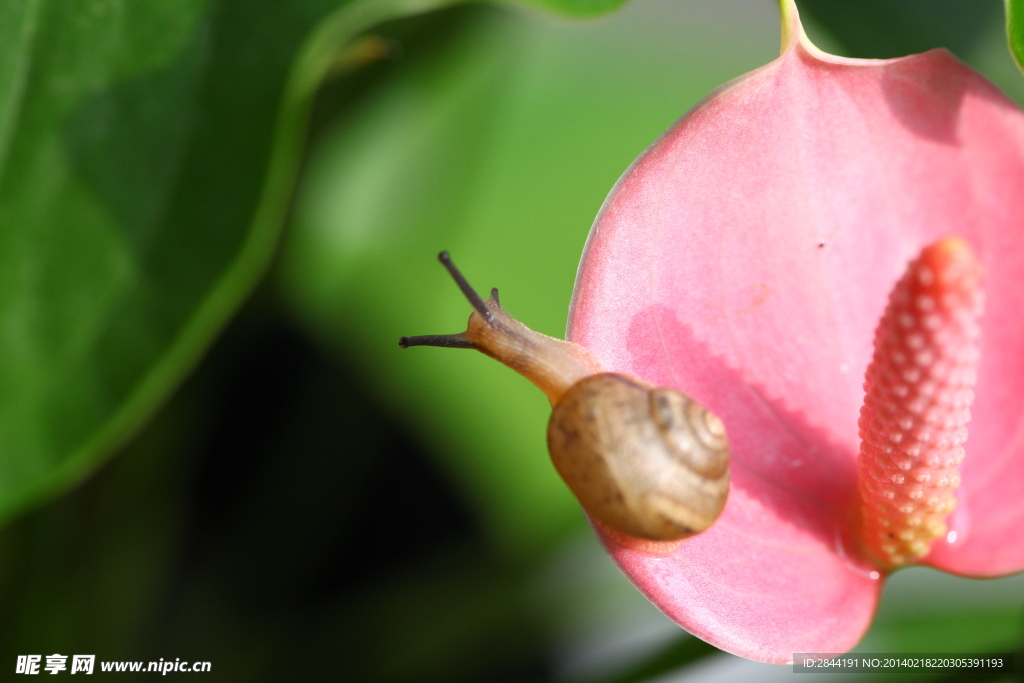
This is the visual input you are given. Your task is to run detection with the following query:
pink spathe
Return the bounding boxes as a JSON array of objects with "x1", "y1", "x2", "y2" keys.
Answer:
[{"x1": 567, "y1": 0, "x2": 1024, "y2": 663}]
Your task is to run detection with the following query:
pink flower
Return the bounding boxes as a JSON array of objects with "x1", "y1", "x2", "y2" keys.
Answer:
[{"x1": 568, "y1": 0, "x2": 1024, "y2": 663}]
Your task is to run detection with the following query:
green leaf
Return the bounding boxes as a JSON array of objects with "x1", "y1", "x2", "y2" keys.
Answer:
[
  {"x1": 798, "y1": 0, "x2": 1002, "y2": 60},
  {"x1": 1008, "y1": 0, "x2": 1024, "y2": 74},
  {"x1": 797, "y1": 1, "x2": 1024, "y2": 105},
  {"x1": 0, "y1": 0, "x2": 305, "y2": 520},
  {"x1": 0, "y1": 0, "x2": 633, "y2": 525}
]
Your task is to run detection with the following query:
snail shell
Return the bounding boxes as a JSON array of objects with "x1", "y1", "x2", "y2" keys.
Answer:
[{"x1": 548, "y1": 373, "x2": 730, "y2": 540}]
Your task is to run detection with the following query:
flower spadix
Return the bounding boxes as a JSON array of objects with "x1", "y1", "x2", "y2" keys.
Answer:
[
  {"x1": 569, "y1": 0, "x2": 1024, "y2": 664},
  {"x1": 859, "y1": 238, "x2": 982, "y2": 568}
]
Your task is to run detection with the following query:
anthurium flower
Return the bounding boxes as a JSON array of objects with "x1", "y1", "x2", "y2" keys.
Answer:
[{"x1": 567, "y1": 0, "x2": 1024, "y2": 663}]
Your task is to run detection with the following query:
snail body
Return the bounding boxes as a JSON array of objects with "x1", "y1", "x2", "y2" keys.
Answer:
[{"x1": 400, "y1": 253, "x2": 729, "y2": 542}]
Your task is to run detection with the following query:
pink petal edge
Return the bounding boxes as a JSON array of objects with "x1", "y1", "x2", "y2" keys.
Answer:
[{"x1": 568, "y1": 0, "x2": 1024, "y2": 661}]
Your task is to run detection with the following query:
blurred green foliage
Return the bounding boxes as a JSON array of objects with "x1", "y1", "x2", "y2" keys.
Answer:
[
  {"x1": 1008, "y1": 0, "x2": 1024, "y2": 75},
  {"x1": 798, "y1": 0, "x2": 1001, "y2": 59},
  {"x1": 280, "y1": 0, "x2": 780, "y2": 558},
  {"x1": 1, "y1": 0, "x2": 1024, "y2": 681}
]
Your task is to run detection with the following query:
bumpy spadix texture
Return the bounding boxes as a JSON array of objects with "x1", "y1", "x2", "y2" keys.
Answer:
[
  {"x1": 568, "y1": 0, "x2": 1024, "y2": 664},
  {"x1": 858, "y1": 238, "x2": 982, "y2": 568}
]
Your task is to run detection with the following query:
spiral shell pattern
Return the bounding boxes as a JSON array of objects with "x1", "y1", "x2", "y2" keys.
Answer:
[{"x1": 548, "y1": 373, "x2": 729, "y2": 541}]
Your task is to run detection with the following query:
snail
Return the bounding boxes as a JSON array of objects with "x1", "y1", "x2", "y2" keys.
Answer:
[{"x1": 399, "y1": 252, "x2": 729, "y2": 542}]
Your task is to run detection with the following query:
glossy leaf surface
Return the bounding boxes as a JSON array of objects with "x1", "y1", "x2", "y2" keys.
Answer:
[
  {"x1": 1009, "y1": 0, "x2": 1024, "y2": 74},
  {"x1": 570, "y1": 0, "x2": 1024, "y2": 662},
  {"x1": 0, "y1": 0, "x2": 627, "y2": 525}
]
